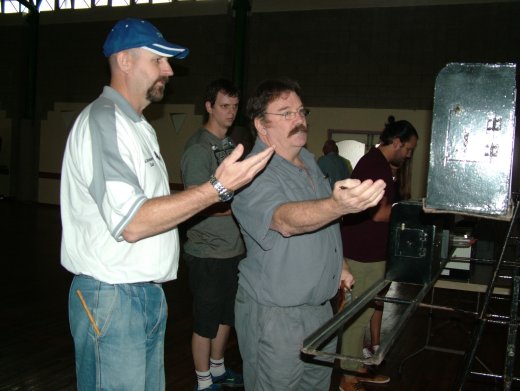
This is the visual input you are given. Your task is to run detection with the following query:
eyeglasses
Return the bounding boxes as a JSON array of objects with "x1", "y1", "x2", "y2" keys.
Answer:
[{"x1": 263, "y1": 108, "x2": 310, "y2": 120}]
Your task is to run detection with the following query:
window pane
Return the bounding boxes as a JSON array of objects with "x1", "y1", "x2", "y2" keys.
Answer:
[
  {"x1": 111, "y1": 0, "x2": 130, "y2": 7},
  {"x1": 4, "y1": 0, "x2": 20, "y2": 13},
  {"x1": 59, "y1": 0, "x2": 72, "y2": 9},
  {"x1": 94, "y1": 0, "x2": 108, "y2": 6},
  {"x1": 39, "y1": 0, "x2": 55, "y2": 11},
  {"x1": 74, "y1": 0, "x2": 91, "y2": 9}
]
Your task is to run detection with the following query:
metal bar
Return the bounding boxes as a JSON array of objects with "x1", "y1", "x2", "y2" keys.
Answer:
[
  {"x1": 418, "y1": 302, "x2": 478, "y2": 316},
  {"x1": 399, "y1": 285, "x2": 437, "y2": 374},
  {"x1": 301, "y1": 278, "x2": 390, "y2": 357},
  {"x1": 365, "y1": 280, "x2": 433, "y2": 366},
  {"x1": 454, "y1": 200, "x2": 520, "y2": 391},
  {"x1": 503, "y1": 271, "x2": 520, "y2": 391},
  {"x1": 471, "y1": 371, "x2": 520, "y2": 383},
  {"x1": 479, "y1": 201, "x2": 519, "y2": 321},
  {"x1": 399, "y1": 271, "x2": 495, "y2": 375},
  {"x1": 373, "y1": 295, "x2": 414, "y2": 305},
  {"x1": 302, "y1": 258, "x2": 450, "y2": 366}
]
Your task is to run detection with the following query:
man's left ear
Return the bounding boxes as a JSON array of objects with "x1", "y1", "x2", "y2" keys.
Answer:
[{"x1": 116, "y1": 51, "x2": 132, "y2": 73}]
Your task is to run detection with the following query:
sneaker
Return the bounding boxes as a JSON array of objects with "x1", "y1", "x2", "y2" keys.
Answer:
[
  {"x1": 339, "y1": 376, "x2": 367, "y2": 391},
  {"x1": 193, "y1": 384, "x2": 222, "y2": 391},
  {"x1": 362, "y1": 343, "x2": 381, "y2": 359},
  {"x1": 356, "y1": 370, "x2": 390, "y2": 384},
  {"x1": 362, "y1": 347, "x2": 373, "y2": 359},
  {"x1": 212, "y1": 368, "x2": 244, "y2": 388}
]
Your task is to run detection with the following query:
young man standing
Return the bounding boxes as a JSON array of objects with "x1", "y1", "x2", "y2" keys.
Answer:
[{"x1": 181, "y1": 79, "x2": 245, "y2": 391}]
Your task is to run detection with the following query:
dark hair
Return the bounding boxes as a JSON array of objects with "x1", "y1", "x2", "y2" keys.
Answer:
[
  {"x1": 379, "y1": 115, "x2": 418, "y2": 145},
  {"x1": 203, "y1": 78, "x2": 239, "y2": 123},
  {"x1": 393, "y1": 159, "x2": 412, "y2": 201},
  {"x1": 322, "y1": 139, "x2": 339, "y2": 155},
  {"x1": 246, "y1": 78, "x2": 302, "y2": 132}
]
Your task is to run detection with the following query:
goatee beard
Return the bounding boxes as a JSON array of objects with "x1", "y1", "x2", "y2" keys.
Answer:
[
  {"x1": 147, "y1": 77, "x2": 168, "y2": 102},
  {"x1": 287, "y1": 124, "x2": 308, "y2": 138}
]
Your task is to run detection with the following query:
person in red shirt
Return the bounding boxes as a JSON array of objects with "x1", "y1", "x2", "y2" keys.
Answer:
[{"x1": 339, "y1": 116, "x2": 418, "y2": 391}]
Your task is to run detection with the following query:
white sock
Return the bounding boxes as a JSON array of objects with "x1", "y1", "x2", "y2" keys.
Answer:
[
  {"x1": 195, "y1": 369, "x2": 212, "y2": 390},
  {"x1": 210, "y1": 357, "x2": 226, "y2": 377}
]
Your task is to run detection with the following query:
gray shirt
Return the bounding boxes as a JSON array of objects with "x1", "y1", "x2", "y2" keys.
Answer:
[
  {"x1": 181, "y1": 128, "x2": 245, "y2": 259},
  {"x1": 317, "y1": 152, "x2": 350, "y2": 188},
  {"x1": 232, "y1": 138, "x2": 343, "y2": 307}
]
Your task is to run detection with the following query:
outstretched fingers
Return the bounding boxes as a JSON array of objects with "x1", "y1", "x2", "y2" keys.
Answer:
[
  {"x1": 335, "y1": 178, "x2": 386, "y2": 214},
  {"x1": 361, "y1": 179, "x2": 385, "y2": 207},
  {"x1": 215, "y1": 145, "x2": 275, "y2": 191},
  {"x1": 240, "y1": 146, "x2": 274, "y2": 170},
  {"x1": 223, "y1": 144, "x2": 245, "y2": 165}
]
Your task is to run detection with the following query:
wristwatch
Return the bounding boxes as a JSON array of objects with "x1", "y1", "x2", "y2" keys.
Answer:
[{"x1": 209, "y1": 174, "x2": 234, "y2": 202}]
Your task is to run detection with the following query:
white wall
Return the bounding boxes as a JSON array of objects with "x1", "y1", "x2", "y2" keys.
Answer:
[{"x1": 36, "y1": 103, "x2": 433, "y2": 204}]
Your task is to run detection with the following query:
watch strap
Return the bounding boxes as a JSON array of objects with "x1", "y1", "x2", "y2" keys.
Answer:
[{"x1": 209, "y1": 174, "x2": 234, "y2": 202}]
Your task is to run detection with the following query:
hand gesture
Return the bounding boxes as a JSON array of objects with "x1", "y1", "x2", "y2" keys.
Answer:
[
  {"x1": 332, "y1": 178, "x2": 386, "y2": 215},
  {"x1": 214, "y1": 144, "x2": 274, "y2": 191}
]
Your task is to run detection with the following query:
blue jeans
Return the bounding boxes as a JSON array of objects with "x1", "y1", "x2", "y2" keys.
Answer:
[{"x1": 69, "y1": 275, "x2": 167, "y2": 391}]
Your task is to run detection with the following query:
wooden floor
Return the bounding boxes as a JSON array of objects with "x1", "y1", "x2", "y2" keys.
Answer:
[{"x1": 1, "y1": 199, "x2": 518, "y2": 391}]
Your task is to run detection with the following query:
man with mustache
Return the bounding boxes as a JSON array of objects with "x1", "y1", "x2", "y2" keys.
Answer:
[
  {"x1": 181, "y1": 79, "x2": 245, "y2": 391},
  {"x1": 231, "y1": 78, "x2": 386, "y2": 391},
  {"x1": 60, "y1": 19, "x2": 273, "y2": 391}
]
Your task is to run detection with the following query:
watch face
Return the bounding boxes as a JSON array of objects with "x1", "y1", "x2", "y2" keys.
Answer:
[{"x1": 220, "y1": 190, "x2": 234, "y2": 202}]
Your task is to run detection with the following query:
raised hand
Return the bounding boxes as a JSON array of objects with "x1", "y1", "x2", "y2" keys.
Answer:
[
  {"x1": 214, "y1": 144, "x2": 275, "y2": 191},
  {"x1": 332, "y1": 178, "x2": 386, "y2": 215}
]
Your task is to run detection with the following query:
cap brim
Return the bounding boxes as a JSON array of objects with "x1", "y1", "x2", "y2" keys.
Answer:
[{"x1": 143, "y1": 43, "x2": 189, "y2": 59}]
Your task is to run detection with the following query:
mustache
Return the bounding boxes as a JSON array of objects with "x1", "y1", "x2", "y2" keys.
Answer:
[
  {"x1": 156, "y1": 76, "x2": 169, "y2": 85},
  {"x1": 287, "y1": 124, "x2": 308, "y2": 137}
]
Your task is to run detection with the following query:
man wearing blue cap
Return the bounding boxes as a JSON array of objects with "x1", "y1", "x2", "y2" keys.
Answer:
[{"x1": 60, "y1": 18, "x2": 274, "y2": 391}]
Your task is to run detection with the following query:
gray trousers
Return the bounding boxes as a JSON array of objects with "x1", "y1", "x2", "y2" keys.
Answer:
[{"x1": 235, "y1": 286, "x2": 335, "y2": 391}]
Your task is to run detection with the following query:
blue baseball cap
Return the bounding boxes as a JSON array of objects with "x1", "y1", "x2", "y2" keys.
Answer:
[{"x1": 103, "y1": 18, "x2": 189, "y2": 59}]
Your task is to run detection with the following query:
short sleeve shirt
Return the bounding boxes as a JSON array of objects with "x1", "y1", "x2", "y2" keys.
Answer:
[
  {"x1": 317, "y1": 152, "x2": 350, "y2": 187},
  {"x1": 60, "y1": 86, "x2": 179, "y2": 284},
  {"x1": 180, "y1": 128, "x2": 245, "y2": 258},
  {"x1": 231, "y1": 139, "x2": 343, "y2": 307},
  {"x1": 342, "y1": 147, "x2": 394, "y2": 261}
]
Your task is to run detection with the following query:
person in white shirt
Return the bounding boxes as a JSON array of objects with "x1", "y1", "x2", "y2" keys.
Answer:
[{"x1": 60, "y1": 18, "x2": 273, "y2": 391}]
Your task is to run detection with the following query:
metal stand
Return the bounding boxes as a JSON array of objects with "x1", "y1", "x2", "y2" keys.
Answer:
[
  {"x1": 454, "y1": 199, "x2": 520, "y2": 391},
  {"x1": 399, "y1": 282, "x2": 492, "y2": 375},
  {"x1": 301, "y1": 200, "x2": 520, "y2": 390},
  {"x1": 301, "y1": 259, "x2": 449, "y2": 367}
]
